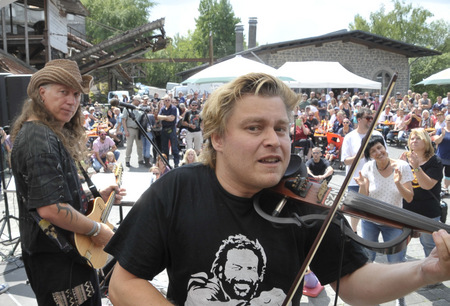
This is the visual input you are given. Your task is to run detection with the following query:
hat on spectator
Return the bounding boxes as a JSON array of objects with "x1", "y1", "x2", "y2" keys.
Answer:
[
  {"x1": 142, "y1": 95, "x2": 149, "y2": 100},
  {"x1": 334, "y1": 106, "x2": 340, "y2": 110},
  {"x1": 89, "y1": 106, "x2": 95, "y2": 111},
  {"x1": 190, "y1": 101, "x2": 198, "y2": 105},
  {"x1": 27, "y1": 59, "x2": 93, "y2": 97},
  {"x1": 396, "y1": 92, "x2": 401, "y2": 95},
  {"x1": 344, "y1": 91, "x2": 349, "y2": 95},
  {"x1": 83, "y1": 110, "x2": 89, "y2": 116},
  {"x1": 133, "y1": 95, "x2": 142, "y2": 102}
]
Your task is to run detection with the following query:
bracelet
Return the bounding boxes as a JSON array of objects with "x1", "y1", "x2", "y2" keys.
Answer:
[
  {"x1": 86, "y1": 221, "x2": 98, "y2": 236},
  {"x1": 92, "y1": 222, "x2": 102, "y2": 237}
]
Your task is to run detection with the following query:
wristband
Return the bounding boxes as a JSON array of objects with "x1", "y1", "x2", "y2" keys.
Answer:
[
  {"x1": 92, "y1": 222, "x2": 102, "y2": 237},
  {"x1": 86, "y1": 221, "x2": 98, "y2": 236}
]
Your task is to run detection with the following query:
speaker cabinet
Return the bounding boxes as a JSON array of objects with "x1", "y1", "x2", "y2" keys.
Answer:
[{"x1": 5, "y1": 74, "x2": 32, "y2": 125}]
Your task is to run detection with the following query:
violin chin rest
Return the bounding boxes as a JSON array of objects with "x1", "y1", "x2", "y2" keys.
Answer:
[{"x1": 284, "y1": 154, "x2": 306, "y2": 178}]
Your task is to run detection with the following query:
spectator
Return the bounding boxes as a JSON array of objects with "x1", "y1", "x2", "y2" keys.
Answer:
[
  {"x1": 386, "y1": 109, "x2": 407, "y2": 143},
  {"x1": 337, "y1": 118, "x2": 353, "y2": 137},
  {"x1": 140, "y1": 107, "x2": 156, "y2": 168},
  {"x1": 318, "y1": 94, "x2": 328, "y2": 119},
  {"x1": 291, "y1": 114, "x2": 313, "y2": 160},
  {"x1": 108, "y1": 107, "x2": 123, "y2": 146},
  {"x1": 158, "y1": 95, "x2": 180, "y2": 167},
  {"x1": 421, "y1": 110, "x2": 432, "y2": 129},
  {"x1": 306, "y1": 147, "x2": 334, "y2": 183},
  {"x1": 181, "y1": 148, "x2": 199, "y2": 166},
  {"x1": 434, "y1": 115, "x2": 450, "y2": 196},
  {"x1": 434, "y1": 111, "x2": 445, "y2": 130},
  {"x1": 399, "y1": 107, "x2": 422, "y2": 142},
  {"x1": 400, "y1": 128, "x2": 443, "y2": 257},
  {"x1": 298, "y1": 93, "x2": 310, "y2": 112},
  {"x1": 341, "y1": 108, "x2": 384, "y2": 232},
  {"x1": 355, "y1": 135, "x2": 413, "y2": 306},
  {"x1": 92, "y1": 130, "x2": 120, "y2": 173},
  {"x1": 330, "y1": 110, "x2": 345, "y2": 133},
  {"x1": 442, "y1": 92, "x2": 450, "y2": 106},
  {"x1": 419, "y1": 92, "x2": 431, "y2": 110},
  {"x1": 181, "y1": 100, "x2": 203, "y2": 155},
  {"x1": 122, "y1": 95, "x2": 145, "y2": 167}
]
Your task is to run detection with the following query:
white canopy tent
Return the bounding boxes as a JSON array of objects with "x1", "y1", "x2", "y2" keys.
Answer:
[
  {"x1": 182, "y1": 55, "x2": 294, "y2": 94},
  {"x1": 277, "y1": 61, "x2": 381, "y2": 90},
  {"x1": 416, "y1": 68, "x2": 450, "y2": 86}
]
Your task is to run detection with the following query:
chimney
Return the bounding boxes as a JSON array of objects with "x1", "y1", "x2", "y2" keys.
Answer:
[
  {"x1": 235, "y1": 24, "x2": 244, "y2": 53},
  {"x1": 248, "y1": 17, "x2": 257, "y2": 49}
]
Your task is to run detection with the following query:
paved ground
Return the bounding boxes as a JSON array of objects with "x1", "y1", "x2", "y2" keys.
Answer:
[{"x1": 1, "y1": 140, "x2": 450, "y2": 305}]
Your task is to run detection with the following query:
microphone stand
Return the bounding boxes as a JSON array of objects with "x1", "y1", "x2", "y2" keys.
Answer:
[
  {"x1": 0, "y1": 137, "x2": 20, "y2": 258},
  {"x1": 124, "y1": 108, "x2": 172, "y2": 169}
]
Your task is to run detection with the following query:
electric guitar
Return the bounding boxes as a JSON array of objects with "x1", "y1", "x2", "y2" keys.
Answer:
[{"x1": 74, "y1": 163, "x2": 122, "y2": 269}]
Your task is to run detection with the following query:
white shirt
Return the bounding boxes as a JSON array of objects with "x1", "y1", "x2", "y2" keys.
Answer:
[{"x1": 341, "y1": 130, "x2": 384, "y2": 186}]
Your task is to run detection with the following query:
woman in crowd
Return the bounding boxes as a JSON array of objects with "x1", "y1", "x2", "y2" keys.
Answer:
[
  {"x1": 400, "y1": 128, "x2": 443, "y2": 257},
  {"x1": 398, "y1": 95, "x2": 409, "y2": 112},
  {"x1": 337, "y1": 118, "x2": 353, "y2": 137},
  {"x1": 106, "y1": 108, "x2": 116, "y2": 129},
  {"x1": 290, "y1": 113, "x2": 313, "y2": 160},
  {"x1": 327, "y1": 97, "x2": 338, "y2": 113},
  {"x1": 355, "y1": 135, "x2": 414, "y2": 264},
  {"x1": 180, "y1": 148, "x2": 198, "y2": 166},
  {"x1": 434, "y1": 115, "x2": 450, "y2": 196},
  {"x1": 340, "y1": 97, "x2": 352, "y2": 120},
  {"x1": 421, "y1": 110, "x2": 432, "y2": 129},
  {"x1": 156, "y1": 153, "x2": 171, "y2": 177}
]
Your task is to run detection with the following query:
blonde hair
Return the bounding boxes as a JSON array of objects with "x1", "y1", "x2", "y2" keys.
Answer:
[
  {"x1": 181, "y1": 148, "x2": 198, "y2": 165},
  {"x1": 200, "y1": 73, "x2": 298, "y2": 169},
  {"x1": 408, "y1": 128, "x2": 435, "y2": 159}
]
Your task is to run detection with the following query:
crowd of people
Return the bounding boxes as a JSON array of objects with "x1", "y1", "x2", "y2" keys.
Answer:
[{"x1": 4, "y1": 58, "x2": 450, "y2": 305}]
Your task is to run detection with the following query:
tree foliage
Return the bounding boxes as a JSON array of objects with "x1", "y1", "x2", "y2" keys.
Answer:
[
  {"x1": 349, "y1": 0, "x2": 450, "y2": 97},
  {"x1": 193, "y1": 0, "x2": 241, "y2": 58},
  {"x1": 81, "y1": 0, "x2": 155, "y2": 44}
]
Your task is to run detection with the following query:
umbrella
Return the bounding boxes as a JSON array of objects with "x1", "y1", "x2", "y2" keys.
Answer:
[
  {"x1": 182, "y1": 55, "x2": 295, "y2": 84},
  {"x1": 416, "y1": 68, "x2": 450, "y2": 86}
]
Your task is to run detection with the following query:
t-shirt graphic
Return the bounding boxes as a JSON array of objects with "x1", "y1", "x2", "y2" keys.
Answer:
[{"x1": 185, "y1": 234, "x2": 288, "y2": 305}]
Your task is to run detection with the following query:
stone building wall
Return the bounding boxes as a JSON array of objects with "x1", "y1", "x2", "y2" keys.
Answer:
[{"x1": 253, "y1": 41, "x2": 410, "y2": 95}]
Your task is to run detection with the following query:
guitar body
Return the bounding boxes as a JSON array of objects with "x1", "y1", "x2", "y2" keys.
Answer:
[{"x1": 74, "y1": 197, "x2": 114, "y2": 269}]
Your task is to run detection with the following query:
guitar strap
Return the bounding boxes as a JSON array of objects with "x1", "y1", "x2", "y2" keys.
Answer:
[{"x1": 78, "y1": 162, "x2": 101, "y2": 198}]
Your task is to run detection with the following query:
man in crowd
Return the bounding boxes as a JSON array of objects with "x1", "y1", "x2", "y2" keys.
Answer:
[
  {"x1": 341, "y1": 107, "x2": 384, "y2": 232},
  {"x1": 181, "y1": 100, "x2": 203, "y2": 155},
  {"x1": 306, "y1": 147, "x2": 334, "y2": 183},
  {"x1": 122, "y1": 95, "x2": 145, "y2": 167},
  {"x1": 106, "y1": 73, "x2": 450, "y2": 306},
  {"x1": 91, "y1": 130, "x2": 120, "y2": 173},
  {"x1": 158, "y1": 95, "x2": 180, "y2": 168}
]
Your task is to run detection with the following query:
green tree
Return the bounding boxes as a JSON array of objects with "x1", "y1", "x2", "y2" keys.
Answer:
[
  {"x1": 349, "y1": 0, "x2": 450, "y2": 97},
  {"x1": 81, "y1": 0, "x2": 155, "y2": 44},
  {"x1": 193, "y1": 0, "x2": 241, "y2": 58}
]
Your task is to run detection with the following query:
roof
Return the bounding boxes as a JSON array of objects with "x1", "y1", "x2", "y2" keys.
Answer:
[
  {"x1": 15, "y1": 0, "x2": 89, "y2": 16},
  {"x1": 178, "y1": 29, "x2": 441, "y2": 78},
  {"x1": 246, "y1": 29, "x2": 441, "y2": 58},
  {"x1": 0, "y1": 49, "x2": 36, "y2": 74}
]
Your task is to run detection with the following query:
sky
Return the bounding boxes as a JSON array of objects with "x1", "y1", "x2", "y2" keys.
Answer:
[{"x1": 150, "y1": 0, "x2": 449, "y2": 45}]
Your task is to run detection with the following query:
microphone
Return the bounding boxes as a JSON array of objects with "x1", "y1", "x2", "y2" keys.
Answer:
[{"x1": 110, "y1": 99, "x2": 151, "y2": 112}]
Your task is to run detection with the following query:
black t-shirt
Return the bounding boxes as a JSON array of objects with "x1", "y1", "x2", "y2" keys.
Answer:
[
  {"x1": 106, "y1": 164, "x2": 367, "y2": 305},
  {"x1": 403, "y1": 155, "x2": 443, "y2": 218},
  {"x1": 306, "y1": 158, "x2": 330, "y2": 176},
  {"x1": 182, "y1": 110, "x2": 202, "y2": 132}
]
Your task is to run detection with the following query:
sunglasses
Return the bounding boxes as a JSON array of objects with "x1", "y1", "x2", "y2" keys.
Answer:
[
  {"x1": 364, "y1": 116, "x2": 374, "y2": 121},
  {"x1": 343, "y1": 121, "x2": 350, "y2": 124}
]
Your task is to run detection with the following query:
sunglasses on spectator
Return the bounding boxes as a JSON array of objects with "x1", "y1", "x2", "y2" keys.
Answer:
[{"x1": 364, "y1": 116, "x2": 374, "y2": 121}]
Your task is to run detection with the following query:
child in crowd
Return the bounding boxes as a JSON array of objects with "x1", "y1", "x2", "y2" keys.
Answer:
[
  {"x1": 325, "y1": 142, "x2": 339, "y2": 162},
  {"x1": 149, "y1": 166, "x2": 161, "y2": 184},
  {"x1": 105, "y1": 151, "x2": 117, "y2": 173}
]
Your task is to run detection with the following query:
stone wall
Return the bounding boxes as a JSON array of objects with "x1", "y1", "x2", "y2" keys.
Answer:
[{"x1": 254, "y1": 41, "x2": 410, "y2": 95}]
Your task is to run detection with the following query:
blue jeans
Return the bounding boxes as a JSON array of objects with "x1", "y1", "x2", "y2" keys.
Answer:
[
  {"x1": 419, "y1": 216, "x2": 440, "y2": 257},
  {"x1": 142, "y1": 131, "x2": 153, "y2": 159},
  {"x1": 361, "y1": 219, "x2": 406, "y2": 263},
  {"x1": 92, "y1": 150, "x2": 120, "y2": 172},
  {"x1": 161, "y1": 127, "x2": 179, "y2": 166}
]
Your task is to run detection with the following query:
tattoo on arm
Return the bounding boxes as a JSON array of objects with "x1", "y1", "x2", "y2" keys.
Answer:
[{"x1": 55, "y1": 203, "x2": 77, "y2": 223}]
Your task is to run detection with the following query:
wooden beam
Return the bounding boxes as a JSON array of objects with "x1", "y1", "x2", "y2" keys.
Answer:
[{"x1": 127, "y1": 58, "x2": 212, "y2": 63}]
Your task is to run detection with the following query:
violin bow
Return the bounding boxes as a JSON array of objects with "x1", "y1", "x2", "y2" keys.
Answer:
[{"x1": 282, "y1": 73, "x2": 398, "y2": 305}]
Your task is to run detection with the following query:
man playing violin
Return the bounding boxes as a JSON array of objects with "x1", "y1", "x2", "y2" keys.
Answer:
[{"x1": 106, "y1": 73, "x2": 450, "y2": 305}]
